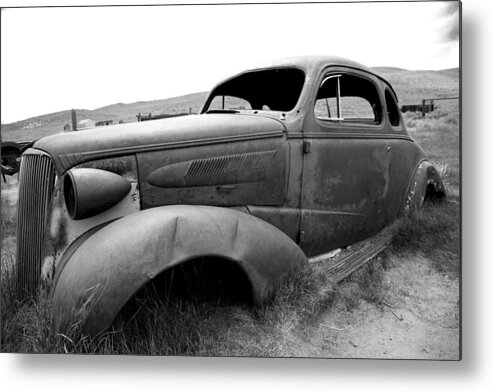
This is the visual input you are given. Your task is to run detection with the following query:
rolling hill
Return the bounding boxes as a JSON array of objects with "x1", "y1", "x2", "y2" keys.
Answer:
[
  {"x1": 1, "y1": 92, "x2": 208, "y2": 143},
  {"x1": 374, "y1": 67, "x2": 459, "y2": 105},
  {"x1": 1, "y1": 68, "x2": 459, "y2": 143}
]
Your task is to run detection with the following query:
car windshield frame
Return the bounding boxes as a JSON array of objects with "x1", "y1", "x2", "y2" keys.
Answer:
[{"x1": 201, "y1": 67, "x2": 306, "y2": 114}]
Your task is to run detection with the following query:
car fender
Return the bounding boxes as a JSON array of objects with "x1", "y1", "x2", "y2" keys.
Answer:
[
  {"x1": 53, "y1": 205, "x2": 308, "y2": 336},
  {"x1": 404, "y1": 159, "x2": 446, "y2": 211}
]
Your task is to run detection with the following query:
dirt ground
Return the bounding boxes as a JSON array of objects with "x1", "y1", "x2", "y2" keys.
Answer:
[{"x1": 288, "y1": 254, "x2": 460, "y2": 359}]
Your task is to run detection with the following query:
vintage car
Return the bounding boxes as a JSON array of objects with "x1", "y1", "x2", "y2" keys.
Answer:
[{"x1": 15, "y1": 55, "x2": 445, "y2": 335}]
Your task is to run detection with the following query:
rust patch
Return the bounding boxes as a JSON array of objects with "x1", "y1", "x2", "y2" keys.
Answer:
[{"x1": 79, "y1": 156, "x2": 136, "y2": 177}]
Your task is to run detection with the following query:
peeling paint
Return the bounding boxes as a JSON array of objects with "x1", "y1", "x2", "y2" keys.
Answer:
[{"x1": 40, "y1": 157, "x2": 140, "y2": 283}]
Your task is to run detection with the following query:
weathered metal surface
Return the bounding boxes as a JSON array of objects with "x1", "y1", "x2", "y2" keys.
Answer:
[
  {"x1": 64, "y1": 168, "x2": 131, "y2": 220},
  {"x1": 299, "y1": 137, "x2": 392, "y2": 256},
  {"x1": 42, "y1": 156, "x2": 140, "y2": 284},
  {"x1": 33, "y1": 113, "x2": 286, "y2": 174},
  {"x1": 147, "y1": 149, "x2": 278, "y2": 187},
  {"x1": 138, "y1": 136, "x2": 287, "y2": 208},
  {"x1": 385, "y1": 140, "x2": 426, "y2": 219},
  {"x1": 404, "y1": 160, "x2": 446, "y2": 211},
  {"x1": 315, "y1": 230, "x2": 392, "y2": 284},
  {"x1": 53, "y1": 205, "x2": 308, "y2": 336}
]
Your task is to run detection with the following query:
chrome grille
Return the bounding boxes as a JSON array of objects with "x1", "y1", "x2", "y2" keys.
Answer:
[{"x1": 16, "y1": 152, "x2": 55, "y2": 299}]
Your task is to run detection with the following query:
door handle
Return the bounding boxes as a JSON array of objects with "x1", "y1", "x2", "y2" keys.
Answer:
[{"x1": 216, "y1": 185, "x2": 236, "y2": 191}]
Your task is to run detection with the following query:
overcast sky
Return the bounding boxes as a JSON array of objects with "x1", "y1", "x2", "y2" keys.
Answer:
[{"x1": 1, "y1": 1, "x2": 460, "y2": 124}]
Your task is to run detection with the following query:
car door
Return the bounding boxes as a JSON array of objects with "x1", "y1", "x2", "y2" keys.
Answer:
[{"x1": 299, "y1": 67, "x2": 392, "y2": 256}]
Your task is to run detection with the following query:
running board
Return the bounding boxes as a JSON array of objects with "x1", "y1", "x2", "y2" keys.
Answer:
[{"x1": 308, "y1": 229, "x2": 393, "y2": 284}]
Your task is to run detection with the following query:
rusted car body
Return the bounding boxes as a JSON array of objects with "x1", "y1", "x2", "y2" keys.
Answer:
[{"x1": 15, "y1": 56, "x2": 445, "y2": 336}]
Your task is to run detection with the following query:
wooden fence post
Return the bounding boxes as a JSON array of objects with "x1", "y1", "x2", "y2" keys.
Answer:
[{"x1": 71, "y1": 109, "x2": 77, "y2": 131}]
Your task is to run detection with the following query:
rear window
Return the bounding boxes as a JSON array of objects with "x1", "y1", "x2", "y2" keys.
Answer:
[{"x1": 203, "y1": 68, "x2": 305, "y2": 112}]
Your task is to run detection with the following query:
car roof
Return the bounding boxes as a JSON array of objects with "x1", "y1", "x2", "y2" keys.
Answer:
[
  {"x1": 245, "y1": 55, "x2": 397, "y2": 97},
  {"x1": 253, "y1": 55, "x2": 372, "y2": 73}
]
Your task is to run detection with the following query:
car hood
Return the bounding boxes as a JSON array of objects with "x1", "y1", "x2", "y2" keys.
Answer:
[{"x1": 33, "y1": 113, "x2": 286, "y2": 173}]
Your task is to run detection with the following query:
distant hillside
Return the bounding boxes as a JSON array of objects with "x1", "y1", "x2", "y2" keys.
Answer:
[
  {"x1": 374, "y1": 67, "x2": 459, "y2": 105},
  {"x1": 1, "y1": 67, "x2": 459, "y2": 143},
  {"x1": 1, "y1": 92, "x2": 208, "y2": 142},
  {"x1": 91, "y1": 92, "x2": 208, "y2": 120}
]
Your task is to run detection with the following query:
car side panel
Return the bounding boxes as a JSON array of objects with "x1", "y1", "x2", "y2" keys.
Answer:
[
  {"x1": 385, "y1": 138, "x2": 427, "y2": 221},
  {"x1": 137, "y1": 134, "x2": 287, "y2": 208},
  {"x1": 243, "y1": 135, "x2": 304, "y2": 243},
  {"x1": 299, "y1": 66, "x2": 392, "y2": 256},
  {"x1": 300, "y1": 135, "x2": 391, "y2": 256}
]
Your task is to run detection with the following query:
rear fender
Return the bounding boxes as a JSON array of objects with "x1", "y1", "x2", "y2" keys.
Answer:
[
  {"x1": 53, "y1": 205, "x2": 307, "y2": 336},
  {"x1": 404, "y1": 160, "x2": 446, "y2": 211}
]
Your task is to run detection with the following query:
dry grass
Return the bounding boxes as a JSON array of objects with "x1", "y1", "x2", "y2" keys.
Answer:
[
  {"x1": 404, "y1": 109, "x2": 460, "y2": 188},
  {"x1": 391, "y1": 200, "x2": 460, "y2": 279},
  {"x1": 1, "y1": 198, "x2": 458, "y2": 356},
  {"x1": 1, "y1": 99, "x2": 460, "y2": 355},
  {"x1": 392, "y1": 107, "x2": 460, "y2": 278},
  {"x1": 1, "y1": 179, "x2": 18, "y2": 239},
  {"x1": 1, "y1": 261, "x2": 337, "y2": 356}
]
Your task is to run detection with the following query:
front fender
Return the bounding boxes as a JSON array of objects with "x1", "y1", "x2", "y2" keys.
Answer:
[{"x1": 53, "y1": 205, "x2": 308, "y2": 336}]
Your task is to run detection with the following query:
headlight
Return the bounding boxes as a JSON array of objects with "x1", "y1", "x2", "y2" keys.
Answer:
[{"x1": 64, "y1": 168, "x2": 131, "y2": 220}]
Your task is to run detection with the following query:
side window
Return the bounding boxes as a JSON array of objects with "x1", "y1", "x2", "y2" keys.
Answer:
[
  {"x1": 208, "y1": 96, "x2": 252, "y2": 110},
  {"x1": 385, "y1": 89, "x2": 401, "y2": 128},
  {"x1": 314, "y1": 73, "x2": 382, "y2": 125}
]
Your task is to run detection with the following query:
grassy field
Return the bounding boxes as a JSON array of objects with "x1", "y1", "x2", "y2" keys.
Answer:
[
  {"x1": 375, "y1": 67, "x2": 459, "y2": 104},
  {"x1": 0, "y1": 67, "x2": 460, "y2": 357},
  {"x1": 0, "y1": 107, "x2": 460, "y2": 357},
  {"x1": 405, "y1": 110, "x2": 460, "y2": 191}
]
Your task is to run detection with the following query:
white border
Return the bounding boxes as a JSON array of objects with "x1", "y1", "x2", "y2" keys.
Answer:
[{"x1": 1, "y1": 0, "x2": 491, "y2": 391}]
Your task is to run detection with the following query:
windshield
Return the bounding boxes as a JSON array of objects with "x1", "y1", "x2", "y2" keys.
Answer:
[{"x1": 203, "y1": 68, "x2": 305, "y2": 113}]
